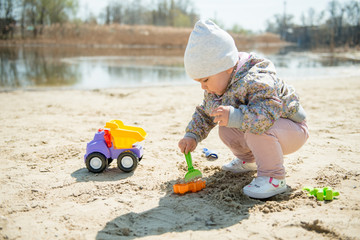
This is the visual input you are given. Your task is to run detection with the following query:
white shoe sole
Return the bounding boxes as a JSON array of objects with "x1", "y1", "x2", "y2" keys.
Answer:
[{"x1": 243, "y1": 185, "x2": 287, "y2": 199}]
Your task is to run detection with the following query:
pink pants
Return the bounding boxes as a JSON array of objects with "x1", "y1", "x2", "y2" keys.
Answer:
[{"x1": 219, "y1": 118, "x2": 309, "y2": 179}]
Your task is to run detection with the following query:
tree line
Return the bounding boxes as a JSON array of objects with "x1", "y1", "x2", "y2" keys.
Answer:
[
  {"x1": 101, "y1": 0, "x2": 198, "y2": 27},
  {"x1": 1, "y1": 0, "x2": 78, "y2": 38},
  {"x1": 266, "y1": 0, "x2": 360, "y2": 49},
  {"x1": 0, "y1": 0, "x2": 198, "y2": 39},
  {"x1": 1, "y1": 0, "x2": 359, "y2": 49}
]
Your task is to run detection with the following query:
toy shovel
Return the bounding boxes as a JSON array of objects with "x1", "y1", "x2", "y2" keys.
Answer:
[{"x1": 184, "y1": 152, "x2": 202, "y2": 182}]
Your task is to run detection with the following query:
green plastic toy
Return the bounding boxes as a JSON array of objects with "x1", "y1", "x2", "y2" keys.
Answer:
[
  {"x1": 303, "y1": 186, "x2": 339, "y2": 201},
  {"x1": 184, "y1": 152, "x2": 202, "y2": 182}
]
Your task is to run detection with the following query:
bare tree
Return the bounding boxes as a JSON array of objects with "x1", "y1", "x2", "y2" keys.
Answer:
[
  {"x1": 344, "y1": 0, "x2": 360, "y2": 46},
  {"x1": 18, "y1": 0, "x2": 78, "y2": 38},
  {"x1": 0, "y1": 0, "x2": 18, "y2": 39},
  {"x1": 326, "y1": 0, "x2": 345, "y2": 48}
]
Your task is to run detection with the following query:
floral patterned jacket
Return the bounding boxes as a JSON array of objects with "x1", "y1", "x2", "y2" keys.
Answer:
[{"x1": 185, "y1": 53, "x2": 305, "y2": 143}]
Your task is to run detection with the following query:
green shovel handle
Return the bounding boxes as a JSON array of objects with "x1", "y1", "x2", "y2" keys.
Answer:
[{"x1": 185, "y1": 152, "x2": 194, "y2": 171}]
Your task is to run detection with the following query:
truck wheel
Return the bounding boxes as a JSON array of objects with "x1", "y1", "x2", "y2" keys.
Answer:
[
  {"x1": 117, "y1": 152, "x2": 138, "y2": 172},
  {"x1": 86, "y1": 153, "x2": 107, "y2": 173}
]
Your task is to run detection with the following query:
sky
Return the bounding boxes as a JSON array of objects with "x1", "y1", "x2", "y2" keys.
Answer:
[{"x1": 77, "y1": 0, "x2": 334, "y2": 32}]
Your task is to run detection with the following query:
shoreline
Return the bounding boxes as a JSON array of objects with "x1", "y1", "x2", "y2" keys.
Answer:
[{"x1": 1, "y1": 66, "x2": 359, "y2": 93}]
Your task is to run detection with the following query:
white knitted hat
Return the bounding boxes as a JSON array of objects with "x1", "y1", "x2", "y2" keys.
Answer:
[{"x1": 184, "y1": 19, "x2": 238, "y2": 79}]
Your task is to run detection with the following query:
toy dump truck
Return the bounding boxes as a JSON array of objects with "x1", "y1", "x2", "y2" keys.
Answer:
[{"x1": 84, "y1": 120, "x2": 147, "y2": 173}]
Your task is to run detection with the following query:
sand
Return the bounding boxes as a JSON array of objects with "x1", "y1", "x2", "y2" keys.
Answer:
[{"x1": 0, "y1": 77, "x2": 359, "y2": 240}]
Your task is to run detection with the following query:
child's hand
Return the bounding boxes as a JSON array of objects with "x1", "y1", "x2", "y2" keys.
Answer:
[
  {"x1": 211, "y1": 106, "x2": 230, "y2": 126},
  {"x1": 178, "y1": 137, "x2": 197, "y2": 154}
]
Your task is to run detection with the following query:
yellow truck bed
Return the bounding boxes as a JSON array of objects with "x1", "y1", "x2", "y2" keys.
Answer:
[{"x1": 104, "y1": 120, "x2": 147, "y2": 149}]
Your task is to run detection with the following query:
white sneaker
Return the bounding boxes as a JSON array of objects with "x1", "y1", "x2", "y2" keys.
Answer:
[
  {"x1": 222, "y1": 158, "x2": 257, "y2": 173},
  {"x1": 243, "y1": 176, "x2": 287, "y2": 199}
]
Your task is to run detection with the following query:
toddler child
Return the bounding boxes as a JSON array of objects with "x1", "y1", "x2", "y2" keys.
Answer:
[{"x1": 178, "y1": 19, "x2": 309, "y2": 199}]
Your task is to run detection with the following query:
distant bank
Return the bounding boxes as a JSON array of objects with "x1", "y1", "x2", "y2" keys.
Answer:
[{"x1": 0, "y1": 24, "x2": 288, "y2": 51}]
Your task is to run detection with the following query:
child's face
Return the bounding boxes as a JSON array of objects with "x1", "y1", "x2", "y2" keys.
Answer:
[{"x1": 195, "y1": 67, "x2": 233, "y2": 96}]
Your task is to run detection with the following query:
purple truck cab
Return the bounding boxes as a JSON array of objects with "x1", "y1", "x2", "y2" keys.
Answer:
[{"x1": 84, "y1": 129, "x2": 144, "y2": 173}]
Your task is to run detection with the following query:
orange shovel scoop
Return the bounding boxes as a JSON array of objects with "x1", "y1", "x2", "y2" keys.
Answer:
[{"x1": 173, "y1": 179, "x2": 206, "y2": 195}]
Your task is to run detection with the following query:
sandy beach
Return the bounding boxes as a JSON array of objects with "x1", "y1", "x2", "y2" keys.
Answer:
[{"x1": 0, "y1": 76, "x2": 359, "y2": 239}]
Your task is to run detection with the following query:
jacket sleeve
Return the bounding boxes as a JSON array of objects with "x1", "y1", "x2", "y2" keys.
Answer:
[
  {"x1": 185, "y1": 97, "x2": 217, "y2": 143},
  {"x1": 228, "y1": 72, "x2": 283, "y2": 134}
]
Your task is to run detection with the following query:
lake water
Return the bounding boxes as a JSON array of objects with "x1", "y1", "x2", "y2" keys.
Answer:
[{"x1": 1, "y1": 46, "x2": 359, "y2": 90}]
